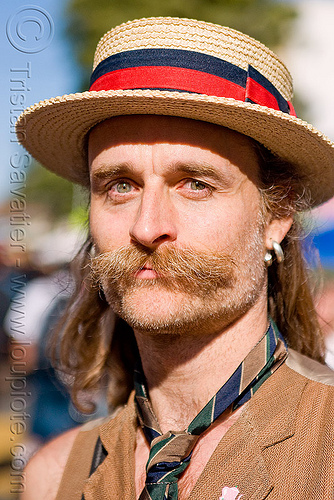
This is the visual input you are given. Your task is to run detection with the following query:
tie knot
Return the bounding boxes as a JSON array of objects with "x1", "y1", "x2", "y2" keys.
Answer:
[{"x1": 148, "y1": 431, "x2": 199, "y2": 471}]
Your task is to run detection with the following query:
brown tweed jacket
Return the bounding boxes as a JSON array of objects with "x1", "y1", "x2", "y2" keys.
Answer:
[{"x1": 56, "y1": 350, "x2": 334, "y2": 500}]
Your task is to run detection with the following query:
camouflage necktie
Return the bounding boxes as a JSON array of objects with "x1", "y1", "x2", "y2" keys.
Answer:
[{"x1": 135, "y1": 321, "x2": 287, "y2": 500}]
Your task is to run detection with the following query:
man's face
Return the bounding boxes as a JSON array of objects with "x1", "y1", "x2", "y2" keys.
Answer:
[{"x1": 89, "y1": 115, "x2": 269, "y2": 336}]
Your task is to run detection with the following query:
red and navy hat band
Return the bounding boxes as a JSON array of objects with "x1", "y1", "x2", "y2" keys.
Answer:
[{"x1": 89, "y1": 48, "x2": 296, "y2": 116}]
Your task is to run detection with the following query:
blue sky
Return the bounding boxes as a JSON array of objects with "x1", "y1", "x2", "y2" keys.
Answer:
[{"x1": 0, "y1": 0, "x2": 80, "y2": 202}]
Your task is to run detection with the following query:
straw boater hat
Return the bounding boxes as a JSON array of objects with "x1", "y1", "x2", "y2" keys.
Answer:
[{"x1": 16, "y1": 17, "x2": 334, "y2": 207}]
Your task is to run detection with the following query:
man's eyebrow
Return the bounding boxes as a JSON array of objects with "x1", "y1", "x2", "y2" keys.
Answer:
[
  {"x1": 91, "y1": 163, "x2": 134, "y2": 181},
  {"x1": 169, "y1": 162, "x2": 235, "y2": 184}
]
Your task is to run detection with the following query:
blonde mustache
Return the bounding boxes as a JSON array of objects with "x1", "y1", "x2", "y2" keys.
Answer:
[{"x1": 89, "y1": 244, "x2": 237, "y2": 294}]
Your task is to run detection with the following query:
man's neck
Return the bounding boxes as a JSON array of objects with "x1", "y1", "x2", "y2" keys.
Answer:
[{"x1": 134, "y1": 300, "x2": 269, "y2": 433}]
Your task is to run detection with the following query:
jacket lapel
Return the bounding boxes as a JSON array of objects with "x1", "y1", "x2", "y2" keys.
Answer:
[
  {"x1": 188, "y1": 408, "x2": 273, "y2": 500},
  {"x1": 83, "y1": 392, "x2": 137, "y2": 500}
]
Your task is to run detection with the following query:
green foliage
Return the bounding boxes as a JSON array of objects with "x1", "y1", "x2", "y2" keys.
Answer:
[
  {"x1": 66, "y1": 0, "x2": 297, "y2": 88},
  {"x1": 25, "y1": 162, "x2": 88, "y2": 223}
]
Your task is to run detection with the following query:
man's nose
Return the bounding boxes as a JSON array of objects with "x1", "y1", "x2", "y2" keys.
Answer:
[{"x1": 129, "y1": 188, "x2": 177, "y2": 248}]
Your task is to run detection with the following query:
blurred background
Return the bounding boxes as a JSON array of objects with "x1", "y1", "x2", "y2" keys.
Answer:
[{"x1": 1, "y1": 0, "x2": 334, "y2": 498}]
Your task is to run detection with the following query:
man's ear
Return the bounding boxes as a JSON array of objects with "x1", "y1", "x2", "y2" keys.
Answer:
[{"x1": 264, "y1": 216, "x2": 293, "y2": 249}]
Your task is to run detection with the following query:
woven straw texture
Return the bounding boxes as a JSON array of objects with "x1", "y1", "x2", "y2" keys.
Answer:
[
  {"x1": 93, "y1": 17, "x2": 292, "y2": 100},
  {"x1": 16, "y1": 17, "x2": 334, "y2": 207}
]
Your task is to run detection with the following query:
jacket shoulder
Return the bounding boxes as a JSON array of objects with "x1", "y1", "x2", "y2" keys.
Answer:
[{"x1": 286, "y1": 349, "x2": 334, "y2": 387}]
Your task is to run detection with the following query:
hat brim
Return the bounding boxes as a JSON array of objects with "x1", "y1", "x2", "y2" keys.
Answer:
[{"x1": 16, "y1": 88, "x2": 334, "y2": 207}]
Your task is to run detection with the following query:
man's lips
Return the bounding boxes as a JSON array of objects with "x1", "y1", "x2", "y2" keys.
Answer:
[{"x1": 134, "y1": 264, "x2": 162, "y2": 279}]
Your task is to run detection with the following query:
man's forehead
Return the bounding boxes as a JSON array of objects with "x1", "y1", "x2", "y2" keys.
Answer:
[
  {"x1": 88, "y1": 115, "x2": 260, "y2": 180},
  {"x1": 89, "y1": 115, "x2": 252, "y2": 146}
]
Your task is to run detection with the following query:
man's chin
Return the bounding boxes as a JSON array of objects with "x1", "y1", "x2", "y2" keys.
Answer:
[
  {"x1": 117, "y1": 309, "x2": 206, "y2": 337},
  {"x1": 112, "y1": 287, "x2": 192, "y2": 334},
  {"x1": 108, "y1": 287, "x2": 242, "y2": 337}
]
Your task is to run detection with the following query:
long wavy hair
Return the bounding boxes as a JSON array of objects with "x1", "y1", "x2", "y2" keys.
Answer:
[{"x1": 53, "y1": 141, "x2": 325, "y2": 412}]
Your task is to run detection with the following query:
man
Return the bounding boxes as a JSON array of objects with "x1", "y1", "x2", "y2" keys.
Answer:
[{"x1": 17, "y1": 17, "x2": 334, "y2": 500}]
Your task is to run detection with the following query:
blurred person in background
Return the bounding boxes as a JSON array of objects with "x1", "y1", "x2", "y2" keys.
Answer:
[
  {"x1": 316, "y1": 279, "x2": 334, "y2": 370},
  {"x1": 4, "y1": 261, "x2": 108, "y2": 445}
]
